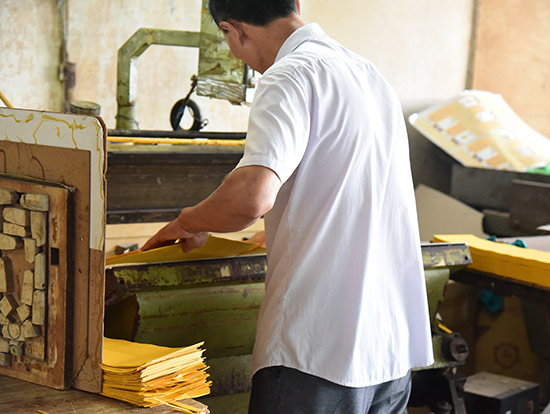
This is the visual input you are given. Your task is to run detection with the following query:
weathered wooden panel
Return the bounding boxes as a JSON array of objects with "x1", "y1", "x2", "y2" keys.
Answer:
[
  {"x1": 0, "y1": 375, "x2": 198, "y2": 413},
  {"x1": 0, "y1": 109, "x2": 107, "y2": 393}
]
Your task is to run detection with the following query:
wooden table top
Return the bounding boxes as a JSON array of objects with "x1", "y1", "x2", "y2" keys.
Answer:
[{"x1": 0, "y1": 374, "x2": 190, "y2": 413}]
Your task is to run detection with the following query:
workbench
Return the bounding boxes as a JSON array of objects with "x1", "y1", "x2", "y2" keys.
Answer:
[
  {"x1": 0, "y1": 375, "x2": 200, "y2": 413},
  {"x1": 0, "y1": 242, "x2": 473, "y2": 413}
]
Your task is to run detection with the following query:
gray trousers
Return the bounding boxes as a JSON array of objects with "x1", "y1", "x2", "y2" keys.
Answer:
[{"x1": 248, "y1": 366, "x2": 411, "y2": 414}]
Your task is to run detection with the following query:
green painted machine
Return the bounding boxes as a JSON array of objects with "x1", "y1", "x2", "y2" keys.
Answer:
[{"x1": 105, "y1": 242, "x2": 473, "y2": 413}]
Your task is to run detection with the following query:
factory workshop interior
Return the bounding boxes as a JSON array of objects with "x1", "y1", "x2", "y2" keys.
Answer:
[{"x1": 0, "y1": 0, "x2": 550, "y2": 413}]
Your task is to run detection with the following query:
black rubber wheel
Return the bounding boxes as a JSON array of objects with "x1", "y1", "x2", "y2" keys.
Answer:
[{"x1": 170, "y1": 98, "x2": 203, "y2": 131}]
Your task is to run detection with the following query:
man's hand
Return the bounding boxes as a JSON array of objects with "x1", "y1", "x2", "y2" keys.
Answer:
[
  {"x1": 141, "y1": 165, "x2": 281, "y2": 253},
  {"x1": 141, "y1": 218, "x2": 209, "y2": 252},
  {"x1": 247, "y1": 231, "x2": 266, "y2": 248}
]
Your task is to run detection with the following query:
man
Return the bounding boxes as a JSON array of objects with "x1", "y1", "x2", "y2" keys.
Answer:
[{"x1": 142, "y1": 0, "x2": 433, "y2": 412}]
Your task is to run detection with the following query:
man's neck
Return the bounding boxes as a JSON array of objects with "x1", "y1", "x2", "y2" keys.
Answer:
[{"x1": 243, "y1": 15, "x2": 305, "y2": 73}]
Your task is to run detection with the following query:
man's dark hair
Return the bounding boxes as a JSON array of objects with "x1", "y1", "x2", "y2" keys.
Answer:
[{"x1": 208, "y1": 0, "x2": 297, "y2": 27}]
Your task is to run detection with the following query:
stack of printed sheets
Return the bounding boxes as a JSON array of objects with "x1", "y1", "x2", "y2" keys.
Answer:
[
  {"x1": 101, "y1": 337, "x2": 211, "y2": 413},
  {"x1": 433, "y1": 234, "x2": 550, "y2": 288}
]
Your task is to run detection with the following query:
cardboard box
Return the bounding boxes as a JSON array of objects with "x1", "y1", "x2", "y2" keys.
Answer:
[{"x1": 464, "y1": 372, "x2": 539, "y2": 414}]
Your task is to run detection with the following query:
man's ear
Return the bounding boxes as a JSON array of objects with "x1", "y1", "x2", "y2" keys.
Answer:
[
  {"x1": 219, "y1": 20, "x2": 245, "y2": 45},
  {"x1": 218, "y1": 21, "x2": 232, "y2": 33}
]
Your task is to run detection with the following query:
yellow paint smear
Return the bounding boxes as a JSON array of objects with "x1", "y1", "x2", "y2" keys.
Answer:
[
  {"x1": 0, "y1": 112, "x2": 34, "y2": 124},
  {"x1": 33, "y1": 114, "x2": 86, "y2": 148}
]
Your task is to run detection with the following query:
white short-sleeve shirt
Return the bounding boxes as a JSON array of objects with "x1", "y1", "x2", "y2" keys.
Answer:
[{"x1": 236, "y1": 23, "x2": 434, "y2": 387}]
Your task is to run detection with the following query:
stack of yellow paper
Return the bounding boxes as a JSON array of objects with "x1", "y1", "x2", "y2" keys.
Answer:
[
  {"x1": 101, "y1": 337, "x2": 211, "y2": 413},
  {"x1": 433, "y1": 234, "x2": 550, "y2": 288}
]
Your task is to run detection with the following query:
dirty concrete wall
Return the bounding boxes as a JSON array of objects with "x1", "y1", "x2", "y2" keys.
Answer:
[
  {"x1": 302, "y1": 0, "x2": 475, "y2": 192},
  {"x1": 1, "y1": 0, "x2": 474, "y2": 190},
  {"x1": 0, "y1": 0, "x2": 248, "y2": 131},
  {"x1": 1, "y1": 0, "x2": 64, "y2": 112}
]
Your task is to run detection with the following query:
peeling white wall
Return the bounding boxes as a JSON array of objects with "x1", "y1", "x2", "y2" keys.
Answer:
[
  {"x1": 303, "y1": 0, "x2": 474, "y2": 114},
  {"x1": 1, "y1": 0, "x2": 63, "y2": 112},
  {"x1": 302, "y1": 0, "x2": 475, "y2": 191}
]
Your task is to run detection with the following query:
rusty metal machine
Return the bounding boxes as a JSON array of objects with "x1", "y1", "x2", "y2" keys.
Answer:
[{"x1": 104, "y1": 242, "x2": 473, "y2": 413}]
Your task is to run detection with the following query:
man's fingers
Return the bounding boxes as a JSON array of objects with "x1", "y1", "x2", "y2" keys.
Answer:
[
  {"x1": 142, "y1": 226, "x2": 208, "y2": 253},
  {"x1": 247, "y1": 231, "x2": 266, "y2": 247},
  {"x1": 141, "y1": 237, "x2": 160, "y2": 252},
  {"x1": 143, "y1": 238, "x2": 175, "y2": 251},
  {"x1": 178, "y1": 239, "x2": 195, "y2": 253},
  {"x1": 178, "y1": 232, "x2": 209, "y2": 253},
  {"x1": 141, "y1": 222, "x2": 180, "y2": 251},
  {"x1": 141, "y1": 232, "x2": 174, "y2": 251}
]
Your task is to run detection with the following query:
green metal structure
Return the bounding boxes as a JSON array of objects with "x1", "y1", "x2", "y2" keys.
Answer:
[
  {"x1": 115, "y1": 0, "x2": 251, "y2": 130},
  {"x1": 105, "y1": 242, "x2": 472, "y2": 412}
]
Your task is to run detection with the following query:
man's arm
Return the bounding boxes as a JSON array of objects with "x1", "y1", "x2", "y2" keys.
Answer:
[{"x1": 141, "y1": 165, "x2": 281, "y2": 252}]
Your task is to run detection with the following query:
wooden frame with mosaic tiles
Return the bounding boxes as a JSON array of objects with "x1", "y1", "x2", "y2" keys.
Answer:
[{"x1": 0, "y1": 108, "x2": 106, "y2": 392}]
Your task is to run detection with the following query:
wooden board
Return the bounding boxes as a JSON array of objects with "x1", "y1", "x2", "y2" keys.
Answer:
[
  {"x1": 0, "y1": 175, "x2": 72, "y2": 389},
  {"x1": 0, "y1": 109, "x2": 107, "y2": 392},
  {"x1": 471, "y1": 0, "x2": 550, "y2": 136}
]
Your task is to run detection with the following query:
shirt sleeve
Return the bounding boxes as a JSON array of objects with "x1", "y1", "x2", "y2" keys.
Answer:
[{"x1": 236, "y1": 69, "x2": 311, "y2": 184}]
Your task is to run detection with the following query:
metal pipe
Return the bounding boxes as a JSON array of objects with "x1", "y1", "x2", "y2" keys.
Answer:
[
  {"x1": 116, "y1": 28, "x2": 201, "y2": 130},
  {"x1": 0, "y1": 91, "x2": 13, "y2": 108},
  {"x1": 107, "y1": 136, "x2": 245, "y2": 147},
  {"x1": 108, "y1": 129, "x2": 246, "y2": 140}
]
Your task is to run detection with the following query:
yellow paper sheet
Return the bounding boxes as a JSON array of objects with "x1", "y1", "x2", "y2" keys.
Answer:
[
  {"x1": 433, "y1": 234, "x2": 550, "y2": 288},
  {"x1": 102, "y1": 337, "x2": 203, "y2": 368},
  {"x1": 106, "y1": 235, "x2": 265, "y2": 266},
  {"x1": 101, "y1": 337, "x2": 211, "y2": 411}
]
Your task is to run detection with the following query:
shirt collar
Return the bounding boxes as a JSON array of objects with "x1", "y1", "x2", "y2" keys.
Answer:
[{"x1": 274, "y1": 23, "x2": 327, "y2": 64}]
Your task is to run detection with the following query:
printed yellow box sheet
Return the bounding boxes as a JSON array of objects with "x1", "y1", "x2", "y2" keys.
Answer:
[{"x1": 433, "y1": 234, "x2": 550, "y2": 288}]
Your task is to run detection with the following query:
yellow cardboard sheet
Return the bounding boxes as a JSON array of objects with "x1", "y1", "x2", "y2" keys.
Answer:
[
  {"x1": 433, "y1": 234, "x2": 550, "y2": 288},
  {"x1": 106, "y1": 235, "x2": 265, "y2": 266},
  {"x1": 102, "y1": 338, "x2": 198, "y2": 367},
  {"x1": 101, "y1": 338, "x2": 211, "y2": 412}
]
